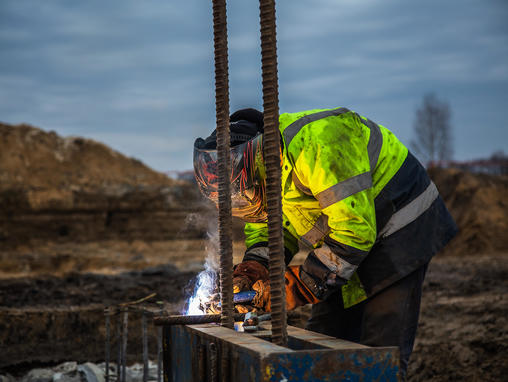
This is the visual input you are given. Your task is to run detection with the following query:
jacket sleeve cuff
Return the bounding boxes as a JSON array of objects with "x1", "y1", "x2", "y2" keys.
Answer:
[
  {"x1": 300, "y1": 252, "x2": 347, "y2": 300},
  {"x1": 313, "y1": 244, "x2": 359, "y2": 280},
  {"x1": 243, "y1": 241, "x2": 296, "y2": 268}
]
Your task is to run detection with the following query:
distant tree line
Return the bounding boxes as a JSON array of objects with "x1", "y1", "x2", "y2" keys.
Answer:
[{"x1": 444, "y1": 151, "x2": 508, "y2": 175}]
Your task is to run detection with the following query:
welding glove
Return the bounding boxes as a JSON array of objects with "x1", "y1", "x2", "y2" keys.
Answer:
[
  {"x1": 232, "y1": 260, "x2": 269, "y2": 294},
  {"x1": 251, "y1": 266, "x2": 321, "y2": 311}
]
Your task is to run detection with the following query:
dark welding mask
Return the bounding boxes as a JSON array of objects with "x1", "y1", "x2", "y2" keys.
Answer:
[{"x1": 193, "y1": 111, "x2": 267, "y2": 223}]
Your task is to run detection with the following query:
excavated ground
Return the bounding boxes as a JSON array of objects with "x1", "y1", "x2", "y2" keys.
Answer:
[
  {"x1": 1, "y1": 123, "x2": 507, "y2": 380},
  {"x1": 0, "y1": 242, "x2": 506, "y2": 381}
]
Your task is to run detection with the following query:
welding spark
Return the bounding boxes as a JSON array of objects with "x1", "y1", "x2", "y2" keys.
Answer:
[{"x1": 186, "y1": 268, "x2": 218, "y2": 315}]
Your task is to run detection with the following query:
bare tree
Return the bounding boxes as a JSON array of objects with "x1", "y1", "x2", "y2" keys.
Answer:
[{"x1": 411, "y1": 93, "x2": 453, "y2": 167}]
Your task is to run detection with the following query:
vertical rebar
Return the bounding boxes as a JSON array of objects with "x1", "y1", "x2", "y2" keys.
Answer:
[
  {"x1": 198, "y1": 342, "x2": 206, "y2": 382},
  {"x1": 209, "y1": 342, "x2": 218, "y2": 382},
  {"x1": 212, "y1": 0, "x2": 234, "y2": 329},
  {"x1": 220, "y1": 343, "x2": 229, "y2": 382},
  {"x1": 104, "y1": 308, "x2": 110, "y2": 382},
  {"x1": 259, "y1": 0, "x2": 287, "y2": 346},
  {"x1": 157, "y1": 303, "x2": 163, "y2": 382},
  {"x1": 162, "y1": 326, "x2": 171, "y2": 382},
  {"x1": 121, "y1": 310, "x2": 128, "y2": 382},
  {"x1": 117, "y1": 314, "x2": 122, "y2": 381},
  {"x1": 142, "y1": 311, "x2": 148, "y2": 382}
]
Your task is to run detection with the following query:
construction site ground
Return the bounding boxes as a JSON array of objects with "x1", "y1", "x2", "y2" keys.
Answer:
[
  {"x1": 1, "y1": 123, "x2": 507, "y2": 381},
  {"x1": 0, "y1": 240, "x2": 506, "y2": 381}
]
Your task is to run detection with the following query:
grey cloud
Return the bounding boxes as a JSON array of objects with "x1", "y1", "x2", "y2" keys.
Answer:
[{"x1": 0, "y1": 0, "x2": 507, "y2": 171}]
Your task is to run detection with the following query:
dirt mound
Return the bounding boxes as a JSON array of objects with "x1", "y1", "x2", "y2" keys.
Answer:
[
  {"x1": 429, "y1": 167, "x2": 508, "y2": 256},
  {"x1": 0, "y1": 122, "x2": 216, "y2": 248},
  {"x1": 0, "y1": 122, "x2": 174, "y2": 191}
]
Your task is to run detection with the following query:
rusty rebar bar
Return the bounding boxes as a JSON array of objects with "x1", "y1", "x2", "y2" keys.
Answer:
[
  {"x1": 142, "y1": 311, "x2": 148, "y2": 382},
  {"x1": 212, "y1": 0, "x2": 234, "y2": 330},
  {"x1": 157, "y1": 302, "x2": 163, "y2": 382},
  {"x1": 104, "y1": 308, "x2": 110, "y2": 382},
  {"x1": 209, "y1": 342, "x2": 218, "y2": 382},
  {"x1": 116, "y1": 315, "x2": 122, "y2": 381},
  {"x1": 259, "y1": 0, "x2": 287, "y2": 346},
  {"x1": 220, "y1": 342, "x2": 229, "y2": 382},
  {"x1": 153, "y1": 313, "x2": 246, "y2": 326},
  {"x1": 121, "y1": 310, "x2": 128, "y2": 382},
  {"x1": 198, "y1": 342, "x2": 206, "y2": 382}
]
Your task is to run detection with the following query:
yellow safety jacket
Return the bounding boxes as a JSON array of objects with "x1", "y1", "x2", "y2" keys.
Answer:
[{"x1": 243, "y1": 107, "x2": 456, "y2": 308}]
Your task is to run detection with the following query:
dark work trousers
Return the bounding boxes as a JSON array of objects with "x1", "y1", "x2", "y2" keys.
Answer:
[{"x1": 305, "y1": 263, "x2": 428, "y2": 380}]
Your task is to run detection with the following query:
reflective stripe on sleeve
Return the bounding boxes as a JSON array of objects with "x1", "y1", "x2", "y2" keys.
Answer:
[
  {"x1": 316, "y1": 172, "x2": 372, "y2": 209},
  {"x1": 300, "y1": 214, "x2": 330, "y2": 248},
  {"x1": 378, "y1": 181, "x2": 439, "y2": 239},
  {"x1": 283, "y1": 107, "x2": 350, "y2": 146},
  {"x1": 292, "y1": 171, "x2": 312, "y2": 195},
  {"x1": 313, "y1": 244, "x2": 358, "y2": 280},
  {"x1": 363, "y1": 116, "x2": 383, "y2": 172}
]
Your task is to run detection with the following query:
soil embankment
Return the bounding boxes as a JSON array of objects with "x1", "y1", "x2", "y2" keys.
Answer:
[
  {"x1": 0, "y1": 122, "x2": 214, "y2": 248},
  {"x1": 429, "y1": 166, "x2": 508, "y2": 256}
]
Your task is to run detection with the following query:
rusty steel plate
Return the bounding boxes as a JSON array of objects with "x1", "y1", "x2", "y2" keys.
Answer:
[{"x1": 163, "y1": 324, "x2": 400, "y2": 381}]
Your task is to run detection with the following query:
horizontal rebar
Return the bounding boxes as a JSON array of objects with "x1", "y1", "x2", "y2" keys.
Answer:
[
  {"x1": 153, "y1": 310, "x2": 303, "y2": 326},
  {"x1": 153, "y1": 314, "x2": 246, "y2": 326}
]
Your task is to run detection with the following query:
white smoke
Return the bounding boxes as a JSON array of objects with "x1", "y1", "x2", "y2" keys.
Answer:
[{"x1": 185, "y1": 230, "x2": 220, "y2": 315}]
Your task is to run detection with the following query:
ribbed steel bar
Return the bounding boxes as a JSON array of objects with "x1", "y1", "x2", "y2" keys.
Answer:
[
  {"x1": 153, "y1": 313, "x2": 246, "y2": 326},
  {"x1": 212, "y1": 0, "x2": 234, "y2": 330},
  {"x1": 116, "y1": 315, "x2": 122, "y2": 381},
  {"x1": 121, "y1": 310, "x2": 128, "y2": 382},
  {"x1": 198, "y1": 342, "x2": 206, "y2": 381},
  {"x1": 142, "y1": 311, "x2": 148, "y2": 382},
  {"x1": 220, "y1": 342, "x2": 229, "y2": 382},
  {"x1": 259, "y1": 0, "x2": 286, "y2": 346},
  {"x1": 157, "y1": 303, "x2": 163, "y2": 382},
  {"x1": 104, "y1": 308, "x2": 110, "y2": 382},
  {"x1": 209, "y1": 342, "x2": 218, "y2": 382}
]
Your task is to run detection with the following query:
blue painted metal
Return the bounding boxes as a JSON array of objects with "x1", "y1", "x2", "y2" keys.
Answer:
[
  {"x1": 163, "y1": 323, "x2": 400, "y2": 381},
  {"x1": 234, "y1": 291, "x2": 257, "y2": 304}
]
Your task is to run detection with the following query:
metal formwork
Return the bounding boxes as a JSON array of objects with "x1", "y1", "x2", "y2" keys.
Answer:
[{"x1": 162, "y1": 323, "x2": 400, "y2": 381}]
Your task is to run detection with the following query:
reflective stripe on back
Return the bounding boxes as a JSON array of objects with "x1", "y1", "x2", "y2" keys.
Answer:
[{"x1": 378, "y1": 181, "x2": 439, "y2": 238}]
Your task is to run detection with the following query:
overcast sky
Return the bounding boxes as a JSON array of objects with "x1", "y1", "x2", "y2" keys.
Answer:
[{"x1": 1, "y1": 0, "x2": 507, "y2": 171}]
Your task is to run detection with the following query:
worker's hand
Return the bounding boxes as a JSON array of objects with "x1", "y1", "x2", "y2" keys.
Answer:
[
  {"x1": 232, "y1": 260, "x2": 269, "y2": 293},
  {"x1": 234, "y1": 304, "x2": 257, "y2": 314},
  {"x1": 251, "y1": 266, "x2": 321, "y2": 312}
]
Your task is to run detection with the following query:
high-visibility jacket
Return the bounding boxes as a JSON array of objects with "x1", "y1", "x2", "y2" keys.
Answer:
[{"x1": 243, "y1": 107, "x2": 457, "y2": 308}]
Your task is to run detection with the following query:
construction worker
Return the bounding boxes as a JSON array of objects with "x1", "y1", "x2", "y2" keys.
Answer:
[{"x1": 193, "y1": 107, "x2": 457, "y2": 378}]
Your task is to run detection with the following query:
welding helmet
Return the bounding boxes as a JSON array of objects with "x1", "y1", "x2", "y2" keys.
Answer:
[{"x1": 193, "y1": 109, "x2": 267, "y2": 223}]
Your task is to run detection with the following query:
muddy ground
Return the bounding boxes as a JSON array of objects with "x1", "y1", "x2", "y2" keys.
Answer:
[{"x1": 0, "y1": 241, "x2": 506, "y2": 381}]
